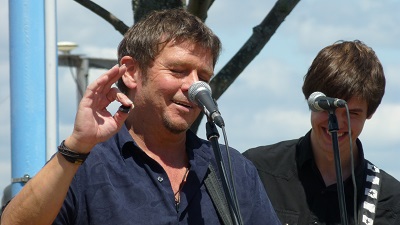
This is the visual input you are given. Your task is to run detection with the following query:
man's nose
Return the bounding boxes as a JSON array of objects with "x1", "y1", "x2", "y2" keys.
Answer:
[{"x1": 182, "y1": 70, "x2": 200, "y2": 90}]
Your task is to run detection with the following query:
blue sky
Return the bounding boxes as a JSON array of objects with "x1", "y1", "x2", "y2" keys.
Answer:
[{"x1": 1, "y1": 0, "x2": 399, "y2": 196}]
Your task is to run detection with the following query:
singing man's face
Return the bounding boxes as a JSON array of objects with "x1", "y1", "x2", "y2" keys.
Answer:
[{"x1": 133, "y1": 40, "x2": 214, "y2": 134}]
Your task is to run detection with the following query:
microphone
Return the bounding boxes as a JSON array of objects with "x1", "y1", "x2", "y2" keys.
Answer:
[
  {"x1": 188, "y1": 81, "x2": 225, "y2": 127},
  {"x1": 307, "y1": 91, "x2": 347, "y2": 112}
]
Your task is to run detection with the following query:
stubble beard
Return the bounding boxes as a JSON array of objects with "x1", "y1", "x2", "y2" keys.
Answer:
[{"x1": 162, "y1": 115, "x2": 191, "y2": 134}]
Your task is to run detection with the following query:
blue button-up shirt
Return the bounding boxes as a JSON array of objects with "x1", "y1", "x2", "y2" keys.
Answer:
[{"x1": 53, "y1": 125, "x2": 280, "y2": 225}]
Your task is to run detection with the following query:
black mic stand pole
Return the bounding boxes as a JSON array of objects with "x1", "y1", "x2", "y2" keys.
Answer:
[
  {"x1": 328, "y1": 110, "x2": 348, "y2": 225},
  {"x1": 206, "y1": 118, "x2": 241, "y2": 225}
]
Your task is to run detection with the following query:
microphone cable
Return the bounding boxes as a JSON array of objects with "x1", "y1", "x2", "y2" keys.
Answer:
[
  {"x1": 221, "y1": 125, "x2": 244, "y2": 225},
  {"x1": 344, "y1": 104, "x2": 358, "y2": 225}
]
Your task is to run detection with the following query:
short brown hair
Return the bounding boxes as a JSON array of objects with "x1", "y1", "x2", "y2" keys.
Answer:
[
  {"x1": 302, "y1": 40, "x2": 385, "y2": 117},
  {"x1": 117, "y1": 9, "x2": 222, "y2": 93}
]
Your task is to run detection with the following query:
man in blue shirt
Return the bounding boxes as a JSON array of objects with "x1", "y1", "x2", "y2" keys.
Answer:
[{"x1": 1, "y1": 9, "x2": 280, "y2": 225}]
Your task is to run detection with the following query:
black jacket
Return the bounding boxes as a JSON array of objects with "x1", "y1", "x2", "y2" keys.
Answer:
[{"x1": 243, "y1": 131, "x2": 400, "y2": 225}]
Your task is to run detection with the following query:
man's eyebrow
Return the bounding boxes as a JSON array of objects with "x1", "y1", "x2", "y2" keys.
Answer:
[{"x1": 169, "y1": 61, "x2": 214, "y2": 76}]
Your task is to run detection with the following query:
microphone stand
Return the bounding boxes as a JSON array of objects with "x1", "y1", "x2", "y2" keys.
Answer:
[
  {"x1": 328, "y1": 110, "x2": 348, "y2": 225},
  {"x1": 206, "y1": 118, "x2": 241, "y2": 225}
]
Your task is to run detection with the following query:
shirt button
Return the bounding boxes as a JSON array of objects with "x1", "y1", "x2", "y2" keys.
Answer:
[{"x1": 157, "y1": 176, "x2": 163, "y2": 182}]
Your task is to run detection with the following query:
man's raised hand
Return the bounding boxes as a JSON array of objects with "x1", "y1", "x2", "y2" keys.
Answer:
[{"x1": 65, "y1": 64, "x2": 133, "y2": 153}]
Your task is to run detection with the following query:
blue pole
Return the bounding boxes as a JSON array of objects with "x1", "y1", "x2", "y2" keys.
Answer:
[{"x1": 9, "y1": 0, "x2": 46, "y2": 196}]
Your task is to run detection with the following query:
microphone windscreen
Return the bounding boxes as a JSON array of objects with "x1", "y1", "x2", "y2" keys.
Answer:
[
  {"x1": 188, "y1": 81, "x2": 212, "y2": 104},
  {"x1": 307, "y1": 91, "x2": 325, "y2": 111}
]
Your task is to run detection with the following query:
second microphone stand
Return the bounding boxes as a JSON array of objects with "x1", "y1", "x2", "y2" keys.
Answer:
[{"x1": 328, "y1": 110, "x2": 348, "y2": 225}]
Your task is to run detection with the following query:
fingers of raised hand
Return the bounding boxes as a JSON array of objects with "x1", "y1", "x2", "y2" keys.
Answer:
[
  {"x1": 106, "y1": 88, "x2": 117, "y2": 103},
  {"x1": 104, "y1": 64, "x2": 127, "y2": 91},
  {"x1": 106, "y1": 87, "x2": 134, "y2": 110},
  {"x1": 111, "y1": 91, "x2": 134, "y2": 127},
  {"x1": 86, "y1": 64, "x2": 127, "y2": 94},
  {"x1": 105, "y1": 88, "x2": 124, "y2": 103}
]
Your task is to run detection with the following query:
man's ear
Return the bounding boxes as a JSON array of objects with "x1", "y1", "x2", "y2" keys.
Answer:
[{"x1": 120, "y1": 56, "x2": 140, "y2": 89}]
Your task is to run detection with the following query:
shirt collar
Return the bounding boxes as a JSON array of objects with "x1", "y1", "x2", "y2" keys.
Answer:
[
  {"x1": 113, "y1": 126, "x2": 212, "y2": 190},
  {"x1": 113, "y1": 125, "x2": 212, "y2": 164}
]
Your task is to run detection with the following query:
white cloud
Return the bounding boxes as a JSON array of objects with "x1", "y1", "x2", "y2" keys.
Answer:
[
  {"x1": 361, "y1": 104, "x2": 400, "y2": 143},
  {"x1": 285, "y1": 0, "x2": 400, "y2": 52},
  {"x1": 385, "y1": 64, "x2": 400, "y2": 88},
  {"x1": 360, "y1": 103, "x2": 400, "y2": 177},
  {"x1": 242, "y1": 59, "x2": 295, "y2": 93}
]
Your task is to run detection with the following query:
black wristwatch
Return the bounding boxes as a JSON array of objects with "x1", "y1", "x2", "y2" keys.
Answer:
[{"x1": 57, "y1": 140, "x2": 90, "y2": 165}]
